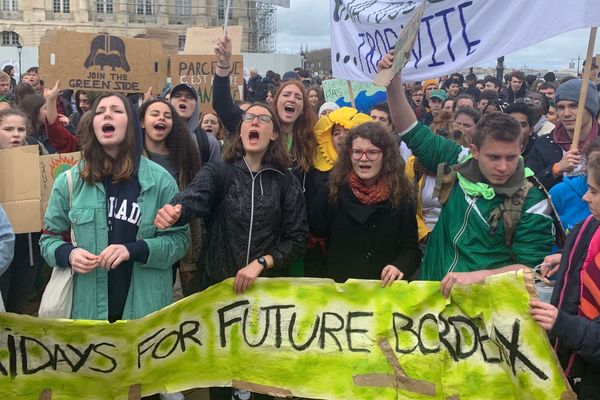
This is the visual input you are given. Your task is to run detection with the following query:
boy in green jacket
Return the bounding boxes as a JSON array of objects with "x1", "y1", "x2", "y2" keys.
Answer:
[{"x1": 380, "y1": 53, "x2": 555, "y2": 296}]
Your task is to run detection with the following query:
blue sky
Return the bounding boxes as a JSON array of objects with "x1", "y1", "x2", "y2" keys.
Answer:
[{"x1": 276, "y1": 0, "x2": 600, "y2": 71}]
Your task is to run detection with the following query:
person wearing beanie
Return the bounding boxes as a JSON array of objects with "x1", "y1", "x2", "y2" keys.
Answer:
[
  {"x1": 526, "y1": 79, "x2": 599, "y2": 189},
  {"x1": 318, "y1": 101, "x2": 340, "y2": 117}
]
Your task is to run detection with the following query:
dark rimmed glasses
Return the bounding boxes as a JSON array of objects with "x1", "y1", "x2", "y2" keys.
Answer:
[
  {"x1": 241, "y1": 113, "x2": 273, "y2": 124},
  {"x1": 350, "y1": 149, "x2": 382, "y2": 161}
]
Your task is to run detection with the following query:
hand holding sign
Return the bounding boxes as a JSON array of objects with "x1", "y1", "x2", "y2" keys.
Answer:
[{"x1": 373, "y1": 0, "x2": 426, "y2": 87}]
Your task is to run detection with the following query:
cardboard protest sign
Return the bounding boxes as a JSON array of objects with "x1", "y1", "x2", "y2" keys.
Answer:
[
  {"x1": 322, "y1": 78, "x2": 386, "y2": 113},
  {"x1": 143, "y1": 29, "x2": 180, "y2": 56},
  {"x1": 0, "y1": 145, "x2": 41, "y2": 233},
  {"x1": 373, "y1": 0, "x2": 426, "y2": 87},
  {"x1": 183, "y1": 25, "x2": 243, "y2": 55},
  {"x1": 39, "y1": 152, "x2": 81, "y2": 220},
  {"x1": 331, "y1": 0, "x2": 600, "y2": 82},
  {"x1": 39, "y1": 30, "x2": 167, "y2": 93},
  {"x1": 0, "y1": 271, "x2": 574, "y2": 399},
  {"x1": 0, "y1": 147, "x2": 80, "y2": 233},
  {"x1": 171, "y1": 55, "x2": 244, "y2": 113}
]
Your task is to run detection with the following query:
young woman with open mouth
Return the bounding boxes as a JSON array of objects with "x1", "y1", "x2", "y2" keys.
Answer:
[
  {"x1": 213, "y1": 34, "x2": 318, "y2": 278},
  {"x1": 138, "y1": 98, "x2": 203, "y2": 296},
  {"x1": 310, "y1": 122, "x2": 421, "y2": 285},
  {"x1": 154, "y1": 102, "x2": 308, "y2": 400},
  {"x1": 40, "y1": 93, "x2": 189, "y2": 328},
  {"x1": 200, "y1": 110, "x2": 226, "y2": 148}
]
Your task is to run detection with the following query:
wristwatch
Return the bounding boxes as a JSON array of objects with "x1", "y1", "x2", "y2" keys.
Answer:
[{"x1": 257, "y1": 256, "x2": 268, "y2": 269}]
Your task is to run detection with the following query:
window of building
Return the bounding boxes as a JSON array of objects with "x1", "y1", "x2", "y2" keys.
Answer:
[
  {"x1": 218, "y1": 0, "x2": 225, "y2": 20},
  {"x1": 96, "y1": 0, "x2": 113, "y2": 14},
  {"x1": 178, "y1": 34, "x2": 186, "y2": 51},
  {"x1": 2, "y1": 0, "x2": 18, "y2": 11},
  {"x1": 135, "y1": 0, "x2": 154, "y2": 15},
  {"x1": 53, "y1": 0, "x2": 70, "y2": 13},
  {"x1": 175, "y1": 0, "x2": 191, "y2": 16},
  {"x1": 1, "y1": 31, "x2": 19, "y2": 46}
]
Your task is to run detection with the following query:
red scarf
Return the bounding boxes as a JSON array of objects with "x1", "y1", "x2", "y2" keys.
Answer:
[
  {"x1": 347, "y1": 170, "x2": 390, "y2": 205},
  {"x1": 552, "y1": 119, "x2": 599, "y2": 152}
]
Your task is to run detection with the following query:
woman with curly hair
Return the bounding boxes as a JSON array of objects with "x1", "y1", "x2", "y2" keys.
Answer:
[{"x1": 310, "y1": 122, "x2": 421, "y2": 284}]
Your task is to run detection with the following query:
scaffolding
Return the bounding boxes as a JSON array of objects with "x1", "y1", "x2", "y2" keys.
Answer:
[{"x1": 247, "y1": 1, "x2": 277, "y2": 53}]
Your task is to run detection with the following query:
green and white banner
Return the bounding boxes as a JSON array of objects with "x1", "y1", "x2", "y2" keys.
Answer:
[{"x1": 0, "y1": 270, "x2": 574, "y2": 399}]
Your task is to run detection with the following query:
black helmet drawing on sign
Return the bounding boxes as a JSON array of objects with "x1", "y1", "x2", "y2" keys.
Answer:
[{"x1": 84, "y1": 34, "x2": 131, "y2": 72}]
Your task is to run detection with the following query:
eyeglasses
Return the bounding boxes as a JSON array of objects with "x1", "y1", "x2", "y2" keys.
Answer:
[
  {"x1": 241, "y1": 113, "x2": 273, "y2": 124},
  {"x1": 350, "y1": 149, "x2": 382, "y2": 161}
]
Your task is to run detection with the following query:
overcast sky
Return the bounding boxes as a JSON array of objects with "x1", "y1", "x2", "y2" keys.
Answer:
[{"x1": 276, "y1": 0, "x2": 600, "y2": 71}]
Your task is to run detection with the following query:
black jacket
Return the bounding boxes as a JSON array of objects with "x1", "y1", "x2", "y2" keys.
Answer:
[
  {"x1": 501, "y1": 85, "x2": 529, "y2": 104},
  {"x1": 525, "y1": 133, "x2": 564, "y2": 190},
  {"x1": 551, "y1": 217, "x2": 600, "y2": 399},
  {"x1": 173, "y1": 160, "x2": 309, "y2": 282},
  {"x1": 309, "y1": 184, "x2": 421, "y2": 283}
]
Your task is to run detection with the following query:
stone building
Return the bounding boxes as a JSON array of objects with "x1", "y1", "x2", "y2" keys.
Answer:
[{"x1": 0, "y1": 0, "x2": 276, "y2": 52}]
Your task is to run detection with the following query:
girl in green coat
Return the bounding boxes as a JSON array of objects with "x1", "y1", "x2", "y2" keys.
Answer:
[{"x1": 40, "y1": 93, "x2": 189, "y2": 322}]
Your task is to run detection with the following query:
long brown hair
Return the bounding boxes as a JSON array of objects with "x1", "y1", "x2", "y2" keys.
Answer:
[
  {"x1": 79, "y1": 93, "x2": 136, "y2": 183},
  {"x1": 223, "y1": 103, "x2": 290, "y2": 171},
  {"x1": 138, "y1": 99, "x2": 201, "y2": 187},
  {"x1": 329, "y1": 122, "x2": 411, "y2": 207},
  {"x1": 273, "y1": 80, "x2": 317, "y2": 172}
]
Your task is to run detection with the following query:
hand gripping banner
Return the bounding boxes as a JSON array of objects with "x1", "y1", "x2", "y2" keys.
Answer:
[{"x1": 0, "y1": 270, "x2": 575, "y2": 399}]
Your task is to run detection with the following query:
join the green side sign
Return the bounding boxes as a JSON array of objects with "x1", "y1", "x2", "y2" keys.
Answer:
[{"x1": 0, "y1": 271, "x2": 575, "y2": 399}]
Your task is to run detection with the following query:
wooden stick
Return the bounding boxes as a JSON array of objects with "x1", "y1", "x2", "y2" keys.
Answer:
[
  {"x1": 346, "y1": 80, "x2": 356, "y2": 109},
  {"x1": 128, "y1": 384, "x2": 142, "y2": 400},
  {"x1": 39, "y1": 389, "x2": 52, "y2": 400},
  {"x1": 570, "y1": 27, "x2": 598, "y2": 150}
]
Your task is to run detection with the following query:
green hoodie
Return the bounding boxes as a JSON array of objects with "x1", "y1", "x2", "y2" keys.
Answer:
[{"x1": 402, "y1": 123, "x2": 555, "y2": 281}]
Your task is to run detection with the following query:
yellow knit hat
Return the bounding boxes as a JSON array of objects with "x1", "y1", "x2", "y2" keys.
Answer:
[
  {"x1": 422, "y1": 79, "x2": 438, "y2": 92},
  {"x1": 313, "y1": 107, "x2": 373, "y2": 172}
]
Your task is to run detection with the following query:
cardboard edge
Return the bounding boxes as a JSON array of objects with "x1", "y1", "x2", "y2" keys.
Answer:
[{"x1": 232, "y1": 380, "x2": 293, "y2": 398}]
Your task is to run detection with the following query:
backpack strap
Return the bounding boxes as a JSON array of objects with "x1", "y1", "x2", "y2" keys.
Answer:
[
  {"x1": 488, "y1": 179, "x2": 533, "y2": 248},
  {"x1": 488, "y1": 175, "x2": 566, "y2": 249},
  {"x1": 195, "y1": 128, "x2": 211, "y2": 165},
  {"x1": 433, "y1": 162, "x2": 459, "y2": 206}
]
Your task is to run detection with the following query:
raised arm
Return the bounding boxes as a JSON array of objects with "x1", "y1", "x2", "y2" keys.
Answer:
[{"x1": 213, "y1": 34, "x2": 243, "y2": 134}]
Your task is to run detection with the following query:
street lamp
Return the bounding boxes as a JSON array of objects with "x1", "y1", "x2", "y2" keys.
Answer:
[{"x1": 16, "y1": 42, "x2": 22, "y2": 81}]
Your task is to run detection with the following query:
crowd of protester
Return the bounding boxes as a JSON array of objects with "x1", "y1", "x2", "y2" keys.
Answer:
[{"x1": 1, "y1": 37, "x2": 600, "y2": 399}]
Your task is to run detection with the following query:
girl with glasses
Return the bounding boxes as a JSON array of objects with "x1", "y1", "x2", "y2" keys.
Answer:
[
  {"x1": 154, "y1": 103, "x2": 309, "y2": 400},
  {"x1": 310, "y1": 122, "x2": 421, "y2": 284}
]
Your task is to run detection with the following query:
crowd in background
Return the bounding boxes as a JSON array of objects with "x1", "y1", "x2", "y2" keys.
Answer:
[{"x1": 1, "y1": 40, "x2": 600, "y2": 400}]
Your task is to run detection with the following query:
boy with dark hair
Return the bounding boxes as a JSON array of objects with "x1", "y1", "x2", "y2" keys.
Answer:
[
  {"x1": 380, "y1": 53, "x2": 556, "y2": 295},
  {"x1": 505, "y1": 102, "x2": 536, "y2": 156},
  {"x1": 502, "y1": 70, "x2": 529, "y2": 103}
]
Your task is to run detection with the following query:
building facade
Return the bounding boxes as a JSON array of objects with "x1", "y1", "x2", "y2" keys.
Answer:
[{"x1": 0, "y1": 0, "x2": 272, "y2": 52}]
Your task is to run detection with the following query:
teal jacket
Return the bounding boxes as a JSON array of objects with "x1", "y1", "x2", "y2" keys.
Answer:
[
  {"x1": 402, "y1": 123, "x2": 555, "y2": 281},
  {"x1": 40, "y1": 157, "x2": 189, "y2": 320}
]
